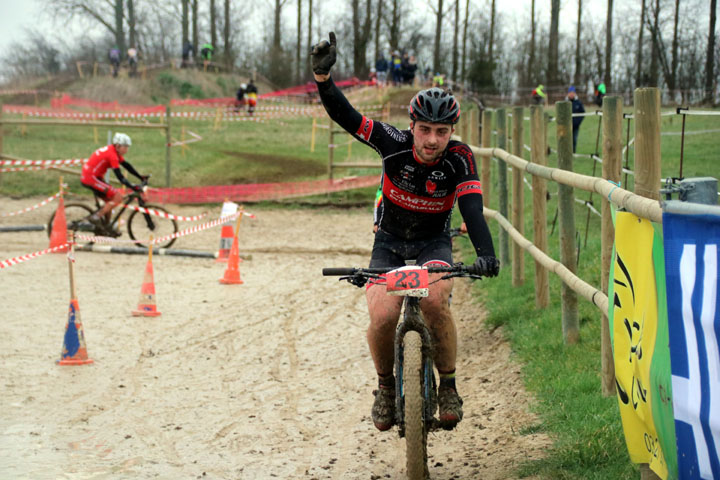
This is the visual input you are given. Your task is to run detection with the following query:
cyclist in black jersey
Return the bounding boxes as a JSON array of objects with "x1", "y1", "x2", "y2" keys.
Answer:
[{"x1": 312, "y1": 32, "x2": 499, "y2": 432}]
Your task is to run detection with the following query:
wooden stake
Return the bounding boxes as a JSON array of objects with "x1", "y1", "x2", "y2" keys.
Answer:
[
  {"x1": 480, "y1": 110, "x2": 492, "y2": 208},
  {"x1": 310, "y1": 117, "x2": 317, "y2": 152},
  {"x1": 530, "y1": 105, "x2": 549, "y2": 309},
  {"x1": 634, "y1": 88, "x2": 662, "y2": 201},
  {"x1": 495, "y1": 107, "x2": 510, "y2": 267},
  {"x1": 511, "y1": 106, "x2": 525, "y2": 286}
]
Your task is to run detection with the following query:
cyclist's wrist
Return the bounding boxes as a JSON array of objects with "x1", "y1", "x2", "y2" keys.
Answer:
[{"x1": 314, "y1": 72, "x2": 331, "y2": 83}]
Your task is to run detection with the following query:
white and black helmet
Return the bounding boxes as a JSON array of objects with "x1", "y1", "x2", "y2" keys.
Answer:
[
  {"x1": 112, "y1": 132, "x2": 132, "y2": 146},
  {"x1": 408, "y1": 88, "x2": 460, "y2": 125}
]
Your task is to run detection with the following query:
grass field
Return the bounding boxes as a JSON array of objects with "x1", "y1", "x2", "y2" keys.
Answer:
[{"x1": 2, "y1": 78, "x2": 719, "y2": 478}]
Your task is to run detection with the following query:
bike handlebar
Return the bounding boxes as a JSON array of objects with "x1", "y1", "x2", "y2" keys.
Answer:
[{"x1": 322, "y1": 263, "x2": 482, "y2": 277}]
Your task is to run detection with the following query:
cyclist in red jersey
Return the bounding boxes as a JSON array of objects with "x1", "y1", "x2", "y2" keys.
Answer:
[
  {"x1": 312, "y1": 32, "x2": 499, "y2": 432},
  {"x1": 81, "y1": 133, "x2": 147, "y2": 229}
]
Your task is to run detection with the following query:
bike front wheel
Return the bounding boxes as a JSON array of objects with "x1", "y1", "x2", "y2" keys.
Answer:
[
  {"x1": 47, "y1": 203, "x2": 95, "y2": 238},
  {"x1": 403, "y1": 330, "x2": 428, "y2": 480},
  {"x1": 127, "y1": 205, "x2": 179, "y2": 248}
]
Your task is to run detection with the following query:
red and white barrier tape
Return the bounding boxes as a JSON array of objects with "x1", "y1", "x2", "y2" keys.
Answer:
[
  {"x1": 170, "y1": 130, "x2": 203, "y2": 147},
  {"x1": 0, "y1": 243, "x2": 69, "y2": 269},
  {"x1": 121, "y1": 203, "x2": 210, "y2": 221},
  {"x1": 0, "y1": 158, "x2": 86, "y2": 173},
  {"x1": 0, "y1": 192, "x2": 61, "y2": 217}
]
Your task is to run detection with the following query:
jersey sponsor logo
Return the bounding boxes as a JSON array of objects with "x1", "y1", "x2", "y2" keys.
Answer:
[
  {"x1": 448, "y1": 144, "x2": 476, "y2": 174},
  {"x1": 383, "y1": 174, "x2": 454, "y2": 213},
  {"x1": 430, "y1": 170, "x2": 446, "y2": 180},
  {"x1": 356, "y1": 116, "x2": 374, "y2": 141},
  {"x1": 426, "y1": 180, "x2": 437, "y2": 194},
  {"x1": 456, "y1": 180, "x2": 483, "y2": 197},
  {"x1": 381, "y1": 123, "x2": 408, "y2": 143}
]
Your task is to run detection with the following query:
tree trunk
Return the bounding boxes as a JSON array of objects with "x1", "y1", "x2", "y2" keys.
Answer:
[
  {"x1": 636, "y1": 0, "x2": 645, "y2": 87},
  {"x1": 461, "y1": 0, "x2": 469, "y2": 83},
  {"x1": 488, "y1": 0, "x2": 495, "y2": 60},
  {"x1": 296, "y1": 0, "x2": 302, "y2": 84},
  {"x1": 182, "y1": 0, "x2": 189, "y2": 52},
  {"x1": 210, "y1": 0, "x2": 217, "y2": 51},
  {"x1": 548, "y1": 0, "x2": 560, "y2": 87},
  {"x1": 224, "y1": 0, "x2": 231, "y2": 67},
  {"x1": 668, "y1": 0, "x2": 680, "y2": 100},
  {"x1": 604, "y1": 0, "x2": 613, "y2": 91},
  {"x1": 374, "y1": 0, "x2": 382, "y2": 63},
  {"x1": 705, "y1": 0, "x2": 717, "y2": 103},
  {"x1": 192, "y1": 0, "x2": 198, "y2": 61},
  {"x1": 127, "y1": 0, "x2": 136, "y2": 49},
  {"x1": 450, "y1": 0, "x2": 459, "y2": 84},
  {"x1": 574, "y1": 0, "x2": 582, "y2": 86},
  {"x1": 307, "y1": 0, "x2": 313, "y2": 79},
  {"x1": 114, "y1": 0, "x2": 126, "y2": 55},
  {"x1": 649, "y1": 0, "x2": 659, "y2": 86},
  {"x1": 529, "y1": 0, "x2": 535, "y2": 86},
  {"x1": 433, "y1": 0, "x2": 444, "y2": 75},
  {"x1": 388, "y1": 0, "x2": 400, "y2": 52}
]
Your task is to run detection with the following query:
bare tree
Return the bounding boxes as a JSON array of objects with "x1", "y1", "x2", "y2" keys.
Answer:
[
  {"x1": 224, "y1": 0, "x2": 231, "y2": 66},
  {"x1": 386, "y1": 0, "x2": 402, "y2": 52},
  {"x1": 604, "y1": 0, "x2": 613, "y2": 91},
  {"x1": 574, "y1": 0, "x2": 582, "y2": 86},
  {"x1": 210, "y1": 0, "x2": 217, "y2": 51},
  {"x1": 529, "y1": 0, "x2": 535, "y2": 86},
  {"x1": 451, "y1": 0, "x2": 459, "y2": 83},
  {"x1": 705, "y1": 0, "x2": 717, "y2": 103},
  {"x1": 636, "y1": 0, "x2": 646, "y2": 87},
  {"x1": 548, "y1": 0, "x2": 560, "y2": 86},
  {"x1": 649, "y1": 0, "x2": 659, "y2": 86},
  {"x1": 192, "y1": 0, "x2": 199, "y2": 59},
  {"x1": 374, "y1": 0, "x2": 383, "y2": 62},
  {"x1": 432, "y1": 0, "x2": 445, "y2": 74},
  {"x1": 182, "y1": 0, "x2": 190, "y2": 52},
  {"x1": 488, "y1": 0, "x2": 496, "y2": 61},
  {"x1": 351, "y1": 0, "x2": 373, "y2": 78},
  {"x1": 296, "y1": 0, "x2": 302, "y2": 83},
  {"x1": 460, "y1": 0, "x2": 469, "y2": 82},
  {"x1": 127, "y1": 0, "x2": 136, "y2": 48},
  {"x1": 670, "y1": 0, "x2": 680, "y2": 98},
  {"x1": 306, "y1": 0, "x2": 313, "y2": 78}
]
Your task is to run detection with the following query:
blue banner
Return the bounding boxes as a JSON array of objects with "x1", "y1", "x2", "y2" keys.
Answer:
[{"x1": 663, "y1": 211, "x2": 720, "y2": 479}]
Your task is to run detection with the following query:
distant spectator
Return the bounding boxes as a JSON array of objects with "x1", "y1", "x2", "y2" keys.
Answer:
[
  {"x1": 109, "y1": 47, "x2": 121, "y2": 78},
  {"x1": 532, "y1": 84, "x2": 546, "y2": 105},
  {"x1": 200, "y1": 43, "x2": 214, "y2": 70},
  {"x1": 375, "y1": 54, "x2": 389, "y2": 86},
  {"x1": 235, "y1": 84, "x2": 246, "y2": 113},
  {"x1": 127, "y1": 47, "x2": 139, "y2": 77},
  {"x1": 432, "y1": 72, "x2": 445, "y2": 87},
  {"x1": 567, "y1": 86, "x2": 585, "y2": 153},
  {"x1": 245, "y1": 79, "x2": 258, "y2": 115},
  {"x1": 182, "y1": 41, "x2": 194, "y2": 68},
  {"x1": 369, "y1": 67, "x2": 377, "y2": 84},
  {"x1": 391, "y1": 51, "x2": 402, "y2": 85},
  {"x1": 403, "y1": 55, "x2": 418, "y2": 85},
  {"x1": 594, "y1": 82, "x2": 606, "y2": 107}
]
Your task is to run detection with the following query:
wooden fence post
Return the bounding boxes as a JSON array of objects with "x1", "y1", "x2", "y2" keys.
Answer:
[
  {"x1": 470, "y1": 107, "x2": 479, "y2": 147},
  {"x1": 530, "y1": 105, "x2": 549, "y2": 308},
  {"x1": 481, "y1": 110, "x2": 493, "y2": 208},
  {"x1": 495, "y1": 107, "x2": 510, "y2": 267},
  {"x1": 601, "y1": 96, "x2": 623, "y2": 397},
  {"x1": 635, "y1": 88, "x2": 663, "y2": 480},
  {"x1": 328, "y1": 117, "x2": 334, "y2": 181},
  {"x1": 556, "y1": 101, "x2": 580, "y2": 344},
  {"x1": 165, "y1": 105, "x2": 172, "y2": 187},
  {"x1": 511, "y1": 106, "x2": 525, "y2": 286}
]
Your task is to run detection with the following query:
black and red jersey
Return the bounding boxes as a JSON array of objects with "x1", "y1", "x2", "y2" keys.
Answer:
[{"x1": 317, "y1": 78, "x2": 495, "y2": 256}]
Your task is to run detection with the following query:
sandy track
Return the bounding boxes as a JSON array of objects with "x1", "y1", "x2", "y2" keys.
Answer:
[{"x1": 0, "y1": 197, "x2": 549, "y2": 479}]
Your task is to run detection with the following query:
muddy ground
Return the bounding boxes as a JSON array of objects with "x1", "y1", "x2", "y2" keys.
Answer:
[{"x1": 0, "y1": 197, "x2": 549, "y2": 479}]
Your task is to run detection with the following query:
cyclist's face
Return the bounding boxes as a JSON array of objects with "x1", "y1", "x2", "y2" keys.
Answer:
[
  {"x1": 116, "y1": 145, "x2": 129, "y2": 155},
  {"x1": 411, "y1": 121, "x2": 454, "y2": 164}
]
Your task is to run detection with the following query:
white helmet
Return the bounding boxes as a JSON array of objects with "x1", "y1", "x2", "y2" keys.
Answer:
[{"x1": 112, "y1": 132, "x2": 132, "y2": 146}]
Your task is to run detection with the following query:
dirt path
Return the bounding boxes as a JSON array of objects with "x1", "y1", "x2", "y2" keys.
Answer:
[{"x1": 0, "y1": 198, "x2": 549, "y2": 479}]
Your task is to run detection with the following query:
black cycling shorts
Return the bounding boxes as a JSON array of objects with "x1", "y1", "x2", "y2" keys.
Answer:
[{"x1": 369, "y1": 228, "x2": 453, "y2": 269}]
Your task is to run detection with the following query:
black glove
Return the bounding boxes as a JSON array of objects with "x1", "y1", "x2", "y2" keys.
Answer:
[
  {"x1": 140, "y1": 175, "x2": 149, "y2": 183},
  {"x1": 473, "y1": 256, "x2": 500, "y2": 277},
  {"x1": 310, "y1": 32, "x2": 337, "y2": 75}
]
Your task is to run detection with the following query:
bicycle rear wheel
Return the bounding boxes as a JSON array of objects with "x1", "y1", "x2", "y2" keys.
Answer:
[
  {"x1": 47, "y1": 203, "x2": 94, "y2": 237},
  {"x1": 128, "y1": 205, "x2": 178, "y2": 248},
  {"x1": 403, "y1": 330, "x2": 428, "y2": 480}
]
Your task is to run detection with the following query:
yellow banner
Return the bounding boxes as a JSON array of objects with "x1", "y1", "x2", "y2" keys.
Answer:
[{"x1": 611, "y1": 212, "x2": 667, "y2": 479}]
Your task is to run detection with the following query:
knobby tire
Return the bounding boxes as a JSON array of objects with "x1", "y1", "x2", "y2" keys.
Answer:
[
  {"x1": 47, "y1": 203, "x2": 94, "y2": 237},
  {"x1": 403, "y1": 330, "x2": 428, "y2": 480},
  {"x1": 127, "y1": 205, "x2": 178, "y2": 248}
]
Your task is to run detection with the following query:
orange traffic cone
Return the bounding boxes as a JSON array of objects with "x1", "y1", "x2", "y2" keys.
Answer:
[
  {"x1": 216, "y1": 200, "x2": 238, "y2": 262},
  {"x1": 219, "y1": 212, "x2": 244, "y2": 285},
  {"x1": 58, "y1": 235, "x2": 93, "y2": 365},
  {"x1": 132, "y1": 244, "x2": 161, "y2": 317},
  {"x1": 49, "y1": 195, "x2": 69, "y2": 253}
]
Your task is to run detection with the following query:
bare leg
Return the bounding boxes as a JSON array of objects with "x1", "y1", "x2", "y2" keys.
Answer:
[
  {"x1": 420, "y1": 275, "x2": 455, "y2": 372},
  {"x1": 366, "y1": 283, "x2": 403, "y2": 375}
]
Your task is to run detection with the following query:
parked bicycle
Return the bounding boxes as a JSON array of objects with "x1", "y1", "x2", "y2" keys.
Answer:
[
  {"x1": 322, "y1": 262, "x2": 485, "y2": 479},
  {"x1": 48, "y1": 178, "x2": 178, "y2": 248}
]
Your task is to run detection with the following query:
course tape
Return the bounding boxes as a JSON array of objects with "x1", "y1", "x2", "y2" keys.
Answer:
[
  {"x1": 0, "y1": 243, "x2": 70, "y2": 269},
  {"x1": 0, "y1": 192, "x2": 61, "y2": 217},
  {"x1": 121, "y1": 203, "x2": 210, "y2": 221},
  {"x1": 170, "y1": 130, "x2": 203, "y2": 147},
  {"x1": 0, "y1": 158, "x2": 86, "y2": 173}
]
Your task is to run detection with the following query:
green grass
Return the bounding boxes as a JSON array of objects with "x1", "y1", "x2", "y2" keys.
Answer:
[{"x1": 2, "y1": 81, "x2": 719, "y2": 478}]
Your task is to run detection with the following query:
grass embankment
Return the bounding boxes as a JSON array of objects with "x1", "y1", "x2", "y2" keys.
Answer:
[{"x1": 2, "y1": 79, "x2": 719, "y2": 478}]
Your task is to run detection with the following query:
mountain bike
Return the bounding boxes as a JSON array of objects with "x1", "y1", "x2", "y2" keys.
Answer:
[
  {"x1": 48, "y1": 178, "x2": 179, "y2": 248},
  {"x1": 322, "y1": 262, "x2": 484, "y2": 480}
]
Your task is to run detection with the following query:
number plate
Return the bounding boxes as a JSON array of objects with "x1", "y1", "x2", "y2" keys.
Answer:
[{"x1": 385, "y1": 266, "x2": 429, "y2": 297}]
